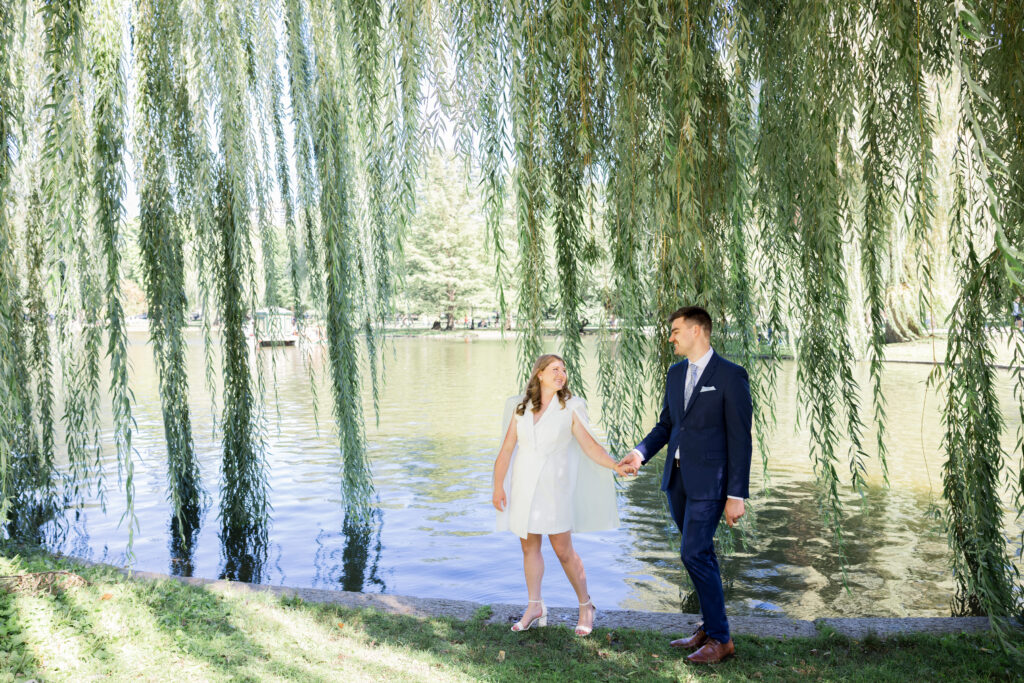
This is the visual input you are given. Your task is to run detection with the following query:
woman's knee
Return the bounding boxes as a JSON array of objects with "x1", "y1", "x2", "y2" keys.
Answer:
[
  {"x1": 520, "y1": 534, "x2": 542, "y2": 556},
  {"x1": 549, "y1": 536, "x2": 576, "y2": 563}
]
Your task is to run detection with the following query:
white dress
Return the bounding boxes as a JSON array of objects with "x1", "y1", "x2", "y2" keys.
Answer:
[{"x1": 495, "y1": 394, "x2": 619, "y2": 539}]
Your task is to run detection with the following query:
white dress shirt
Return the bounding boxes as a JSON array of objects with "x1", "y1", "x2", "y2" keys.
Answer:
[{"x1": 631, "y1": 346, "x2": 743, "y2": 501}]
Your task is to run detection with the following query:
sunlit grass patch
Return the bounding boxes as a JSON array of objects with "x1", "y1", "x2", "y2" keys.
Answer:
[{"x1": 1, "y1": 546, "x2": 1020, "y2": 681}]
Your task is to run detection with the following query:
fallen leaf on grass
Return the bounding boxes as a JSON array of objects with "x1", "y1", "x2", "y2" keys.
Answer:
[
  {"x1": 651, "y1": 654, "x2": 659, "y2": 658},
  {"x1": 497, "y1": 650, "x2": 506, "y2": 662},
  {"x1": 979, "y1": 647, "x2": 993, "y2": 654},
  {"x1": 100, "y1": 593, "x2": 113, "y2": 601}
]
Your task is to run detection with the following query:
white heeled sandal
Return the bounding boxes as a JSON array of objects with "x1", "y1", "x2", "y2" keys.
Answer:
[
  {"x1": 575, "y1": 598, "x2": 595, "y2": 636},
  {"x1": 511, "y1": 599, "x2": 547, "y2": 632}
]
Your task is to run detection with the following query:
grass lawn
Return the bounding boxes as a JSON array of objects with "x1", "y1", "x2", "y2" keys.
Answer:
[{"x1": 0, "y1": 545, "x2": 1018, "y2": 682}]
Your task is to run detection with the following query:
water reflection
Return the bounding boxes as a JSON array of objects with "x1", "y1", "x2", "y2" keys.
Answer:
[
  {"x1": 168, "y1": 502, "x2": 201, "y2": 577},
  {"x1": 42, "y1": 333, "x2": 1024, "y2": 618},
  {"x1": 312, "y1": 505, "x2": 385, "y2": 592},
  {"x1": 4, "y1": 449, "x2": 63, "y2": 545},
  {"x1": 219, "y1": 517, "x2": 269, "y2": 584}
]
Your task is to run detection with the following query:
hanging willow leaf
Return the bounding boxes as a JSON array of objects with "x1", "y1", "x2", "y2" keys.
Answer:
[
  {"x1": 134, "y1": 0, "x2": 202, "y2": 527},
  {"x1": 0, "y1": 0, "x2": 21, "y2": 526},
  {"x1": 309, "y1": 0, "x2": 372, "y2": 514},
  {"x1": 202, "y1": 0, "x2": 269, "y2": 568},
  {"x1": 90, "y1": 0, "x2": 136, "y2": 544},
  {"x1": 941, "y1": 0, "x2": 1023, "y2": 643},
  {"x1": 510, "y1": 0, "x2": 547, "y2": 380}
]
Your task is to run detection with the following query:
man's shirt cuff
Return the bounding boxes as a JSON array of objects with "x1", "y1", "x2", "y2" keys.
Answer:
[{"x1": 727, "y1": 495, "x2": 744, "y2": 501}]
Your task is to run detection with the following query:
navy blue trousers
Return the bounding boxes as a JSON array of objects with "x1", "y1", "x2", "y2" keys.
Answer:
[{"x1": 665, "y1": 469, "x2": 730, "y2": 643}]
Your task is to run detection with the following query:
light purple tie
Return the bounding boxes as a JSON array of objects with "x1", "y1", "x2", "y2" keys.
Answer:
[{"x1": 685, "y1": 363, "x2": 698, "y2": 407}]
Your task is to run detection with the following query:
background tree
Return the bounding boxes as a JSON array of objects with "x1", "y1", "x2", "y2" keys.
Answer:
[{"x1": 403, "y1": 154, "x2": 496, "y2": 329}]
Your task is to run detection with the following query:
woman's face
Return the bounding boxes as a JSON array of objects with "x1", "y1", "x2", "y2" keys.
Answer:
[{"x1": 537, "y1": 360, "x2": 567, "y2": 393}]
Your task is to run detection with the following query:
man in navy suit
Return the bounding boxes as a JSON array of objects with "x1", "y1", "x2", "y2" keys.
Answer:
[{"x1": 620, "y1": 306, "x2": 752, "y2": 664}]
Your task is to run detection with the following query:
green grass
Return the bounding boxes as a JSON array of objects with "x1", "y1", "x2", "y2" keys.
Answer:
[{"x1": 0, "y1": 546, "x2": 1017, "y2": 682}]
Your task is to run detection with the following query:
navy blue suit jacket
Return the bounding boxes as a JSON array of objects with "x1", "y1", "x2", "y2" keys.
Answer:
[{"x1": 634, "y1": 351, "x2": 753, "y2": 499}]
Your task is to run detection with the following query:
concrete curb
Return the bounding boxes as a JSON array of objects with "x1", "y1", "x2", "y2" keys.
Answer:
[{"x1": 65, "y1": 557, "x2": 994, "y2": 641}]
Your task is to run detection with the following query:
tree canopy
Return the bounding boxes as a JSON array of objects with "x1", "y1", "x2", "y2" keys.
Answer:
[{"x1": 0, "y1": 0, "x2": 1021, "y2": 637}]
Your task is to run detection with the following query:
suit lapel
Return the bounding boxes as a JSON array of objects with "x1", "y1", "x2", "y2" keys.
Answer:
[
  {"x1": 675, "y1": 360, "x2": 689, "y2": 419},
  {"x1": 683, "y1": 351, "x2": 719, "y2": 418}
]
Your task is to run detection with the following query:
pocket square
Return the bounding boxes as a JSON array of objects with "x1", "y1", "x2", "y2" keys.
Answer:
[{"x1": 700, "y1": 386, "x2": 716, "y2": 392}]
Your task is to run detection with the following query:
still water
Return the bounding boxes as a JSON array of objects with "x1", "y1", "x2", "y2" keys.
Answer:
[{"x1": 47, "y1": 332, "x2": 1024, "y2": 619}]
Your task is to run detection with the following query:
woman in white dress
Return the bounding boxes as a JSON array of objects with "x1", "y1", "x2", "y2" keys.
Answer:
[{"x1": 492, "y1": 354, "x2": 635, "y2": 636}]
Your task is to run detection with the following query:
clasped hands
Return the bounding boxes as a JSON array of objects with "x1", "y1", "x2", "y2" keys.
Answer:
[{"x1": 614, "y1": 451, "x2": 642, "y2": 478}]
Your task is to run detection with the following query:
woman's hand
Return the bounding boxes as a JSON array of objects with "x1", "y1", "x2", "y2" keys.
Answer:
[
  {"x1": 614, "y1": 461, "x2": 637, "y2": 477},
  {"x1": 492, "y1": 486, "x2": 507, "y2": 511}
]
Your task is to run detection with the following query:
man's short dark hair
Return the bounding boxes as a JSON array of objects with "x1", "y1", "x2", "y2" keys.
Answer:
[{"x1": 669, "y1": 306, "x2": 712, "y2": 336}]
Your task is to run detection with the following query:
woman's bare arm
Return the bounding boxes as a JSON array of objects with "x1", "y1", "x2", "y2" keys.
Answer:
[
  {"x1": 492, "y1": 419, "x2": 518, "y2": 509},
  {"x1": 571, "y1": 412, "x2": 620, "y2": 470}
]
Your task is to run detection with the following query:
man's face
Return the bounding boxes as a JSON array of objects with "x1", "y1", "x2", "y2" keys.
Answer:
[{"x1": 669, "y1": 318, "x2": 697, "y2": 357}]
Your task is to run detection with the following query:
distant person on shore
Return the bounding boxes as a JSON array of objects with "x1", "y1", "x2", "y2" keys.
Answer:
[
  {"x1": 1014, "y1": 296, "x2": 1022, "y2": 330},
  {"x1": 492, "y1": 354, "x2": 635, "y2": 636},
  {"x1": 619, "y1": 306, "x2": 753, "y2": 665}
]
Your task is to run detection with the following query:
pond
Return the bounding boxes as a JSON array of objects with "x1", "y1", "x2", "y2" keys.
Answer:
[{"x1": 45, "y1": 332, "x2": 1024, "y2": 619}]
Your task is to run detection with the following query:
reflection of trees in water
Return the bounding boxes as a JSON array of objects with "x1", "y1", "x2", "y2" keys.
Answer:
[
  {"x1": 617, "y1": 467, "x2": 696, "y2": 610},
  {"x1": 168, "y1": 501, "x2": 202, "y2": 577},
  {"x1": 219, "y1": 515, "x2": 269, "y2": 584},
  {"x1": 4, "y1": 455, "x2": 64, "y2": 545},
  {"x1": 617, "y1": 463, "x2": 764, "y2": 613},
  {"x1": 6, "y1": 493, "x2": 64, "y2": 547},
  {"x1": 620, "y1": 471, "x2": 955, "y2": 616},
  {"x1": 53, "y1": 510, "x2": 92, "y2": 560},
  {"x1": 312, "y1": 505, "x2": 385, "y2": 592}
]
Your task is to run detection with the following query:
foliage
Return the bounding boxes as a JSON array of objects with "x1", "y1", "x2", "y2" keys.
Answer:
[
  {"x1": 403, "y1": 154, "x2": 496, "y2": 327},
  {"x1": 134, "y1": 0, "x2": 202, "y2": 533},
  {"x1": 0, "y1": 0, "x2": 1022, "y2": 640}
]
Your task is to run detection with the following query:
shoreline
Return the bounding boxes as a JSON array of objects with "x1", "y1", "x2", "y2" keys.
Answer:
[
  {"x1": 61, "y1": 553, "x2": 993, "y2": 641},
  {"x1": 129, "y1": 324, "x2": 1023, "y2": 368}
]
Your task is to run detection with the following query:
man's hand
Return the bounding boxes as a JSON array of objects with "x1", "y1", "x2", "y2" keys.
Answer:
[
  {"x1": 618, "y1": 451, "x2": 642, "y2": 475},
  {"x1": 492, "y1": 487, "x2": 507, "y2": 511},
  {"x1": 724, "y1": 498, "x2": 745, "y2": 527},
  {"x1": 614, "y1": 461, "x2": 636, "y2": 477}
]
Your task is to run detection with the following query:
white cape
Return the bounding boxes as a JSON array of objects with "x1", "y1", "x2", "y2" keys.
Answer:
[{"x1": 495, "y1": 394, "x2": 618, "y2": 537}]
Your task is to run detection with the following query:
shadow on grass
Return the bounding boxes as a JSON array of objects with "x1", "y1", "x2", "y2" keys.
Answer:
[
  {"x1": 286, "y1": 597, "x2": 1021, "y2": 682},
  {"x1": 3, "y1": 543, "x2": 1020, "y2": 681},
  {"x1": 135, "y1": 574, "x2": 324, "y2": 681},
  {"x1": 0, "y1": 545, "x2": 320, "y2": 681},
  {"x1": 288, "y1": 599, "x2": 725, "y2": 681},
  {"x1": 0, "y1": 582, "x2": 43, "y2": 679}
]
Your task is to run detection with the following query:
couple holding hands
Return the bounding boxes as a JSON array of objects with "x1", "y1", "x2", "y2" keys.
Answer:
[{"x1": 492, "y1": 306, "x2": 753, "y2": 665}]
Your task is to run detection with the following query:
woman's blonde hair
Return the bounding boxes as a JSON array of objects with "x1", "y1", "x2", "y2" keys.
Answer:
[{"x1": 515, "y1": 354, "x2": 572, "y2": 416}]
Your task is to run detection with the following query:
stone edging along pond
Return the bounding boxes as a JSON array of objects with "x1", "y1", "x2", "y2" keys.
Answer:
[{"x1": 66, "y1": 556, "x2": 992, "y2": 641}]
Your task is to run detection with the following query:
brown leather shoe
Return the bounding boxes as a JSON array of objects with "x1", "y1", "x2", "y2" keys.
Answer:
[
  {"x1": 686, "y1": 638, "x2": 735, "y2": 664},
  {"x1": 669, "y1": 627, "x2": 707, "y2": 650}
]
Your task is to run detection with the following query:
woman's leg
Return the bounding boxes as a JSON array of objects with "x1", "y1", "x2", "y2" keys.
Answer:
[
  {"x1": 518, "y1": 533, "x2": 545, "y2": 623},
  {"x1": 549, "y1": 532, "x2": 594, "y2": 632}
]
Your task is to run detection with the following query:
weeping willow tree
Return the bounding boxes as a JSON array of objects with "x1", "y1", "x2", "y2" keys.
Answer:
[{"x1": 1, "y1": 0, "x2": 1022, "y2": 639}]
